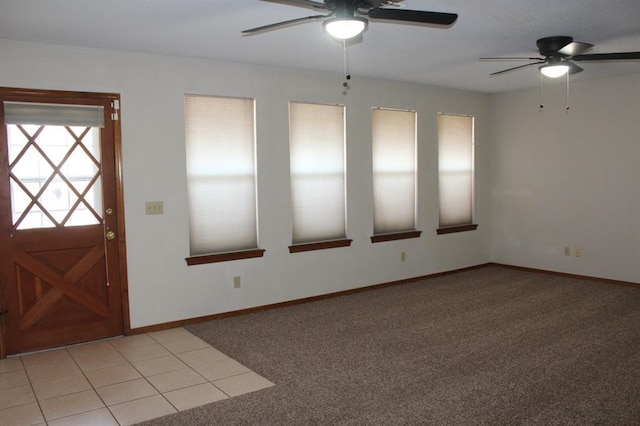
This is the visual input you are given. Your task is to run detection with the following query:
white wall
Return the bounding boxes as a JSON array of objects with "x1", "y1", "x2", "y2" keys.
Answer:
[
  {"x1": 0, "y1": 39, "x2": 491, "y2": 328},
  {"x1": 490, "y1": 73, "x2": 640, "y2": 283}
]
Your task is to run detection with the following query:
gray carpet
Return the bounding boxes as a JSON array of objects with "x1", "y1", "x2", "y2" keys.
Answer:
[{"x1": 140, "y1": 265, "x2": 640, "y2": 425}]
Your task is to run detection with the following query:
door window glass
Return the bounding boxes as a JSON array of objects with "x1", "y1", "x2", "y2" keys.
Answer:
[{"x1": 4, "y1": 102, "x2": 104, "y2": 230}]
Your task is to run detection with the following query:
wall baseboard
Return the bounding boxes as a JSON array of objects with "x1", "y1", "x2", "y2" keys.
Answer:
[
  {"x1": 130, "y1": 262, "x2": 639, "y2": 335},
  {"x1": 489, "y1": 262, "x2": 640, "y2": 288},
  {"x1": 130, "y1": 263, "x2": 492, "y2": 335}
]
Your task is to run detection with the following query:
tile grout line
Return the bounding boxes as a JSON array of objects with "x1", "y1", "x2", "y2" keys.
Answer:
[
  {"x1": 143, "y1": 332, "x2": 235, "y2": 402},
  {"x1": 34, "y1": 332, "x2": 180, "y2": 424},
  {"x1": 16, "y1": 354, "x2": 48, "y2": 425},
  {"x1": 106, "y1": 335, "x2": 182, "y2": 415},
  {"x1": 51, "y1": 347, "x2": 116, "y2": 424},
  {"x1": 148, "y1": 329, "x2": 276, "y2": 400},
  {"x1": 4, "y1": 327, "x2": 274, "y2": 424},
  {"x1": 104, "y1": 330, "x2": 234, "y2": 415}
]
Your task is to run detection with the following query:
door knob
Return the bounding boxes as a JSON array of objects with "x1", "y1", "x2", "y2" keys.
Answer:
[{"x1": 106, "y1": 231, "x2": 116, "y2": 240}]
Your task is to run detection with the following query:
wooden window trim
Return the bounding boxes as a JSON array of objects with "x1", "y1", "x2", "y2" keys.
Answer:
[
  {"x1": 289, "y1": 238, "x2": 352, "y2": 253},
  {"x1": 185, "y1": 249, "x2": 265, "y2": 266},
  {"x1": 371, "y1": 230, "x2": 422, "y2": 243},
  {"x1": 436, "y1": 224, "x2": 478, "y2": 235}
]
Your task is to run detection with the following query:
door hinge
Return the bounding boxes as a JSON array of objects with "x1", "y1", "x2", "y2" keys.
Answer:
[{"x1": 111, "y1": 100, "x2": 120, "y2": 121}]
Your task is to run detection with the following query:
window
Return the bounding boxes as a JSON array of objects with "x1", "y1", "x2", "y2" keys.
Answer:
[
  {"x1": 371, "y1": 108, "x2": 421, "y2": 243},
  {"x1": 437, "y1": 113, "x2": 477, "y2": 234},
  {"x1": 184, "y1": 95, "x2": 263, "y2": 264},
  {"x1": 288, "y1": 102, "x2": 351, "y2": 252},
  {"x1": 4, "y1": 102, "x2": 104, "y2": 230}
]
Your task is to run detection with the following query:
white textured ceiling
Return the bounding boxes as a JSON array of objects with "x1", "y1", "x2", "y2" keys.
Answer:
[{"x1": 1, "y1": 0, "x2": 640, "y2": 93}]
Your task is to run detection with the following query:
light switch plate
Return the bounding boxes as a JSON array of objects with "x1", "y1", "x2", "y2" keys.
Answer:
[{"x1": 145, "y1": 201, "x2": 164, "y2": 215}]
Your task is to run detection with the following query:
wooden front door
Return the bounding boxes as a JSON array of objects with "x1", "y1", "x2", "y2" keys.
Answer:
[{"x1": 0, "y1": 88, "x2": 128, "y2": 356}]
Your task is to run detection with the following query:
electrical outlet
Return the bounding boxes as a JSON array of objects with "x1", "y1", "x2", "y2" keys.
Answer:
[
  {"x1": 401, "y1": 251, "x2": 406, "y2": 262},
  {"x1": 564, "y1": 247, "x2": 571, "y2": 256},
  {"x1": 574, "y1": 247, "x2": 581, "y2": 258},
  {"x1": 145, "y1": 201, "x2": 164, "y2": 215},
  {"x1": 233, "y1": 276, "x2": 241, "y2": 288}
]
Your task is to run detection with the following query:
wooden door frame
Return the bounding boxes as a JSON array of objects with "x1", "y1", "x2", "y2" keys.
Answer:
[{"x1": 0, "y1": 87, "x2": 131, "y2": 358}]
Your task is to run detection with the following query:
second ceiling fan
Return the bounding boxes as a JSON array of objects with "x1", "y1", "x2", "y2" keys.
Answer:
[
  {"x1": 242, "y1": 0, "x2": 458, "y2": 40},
  {"x1": 482, "y1": 36, "x2": 640, "y2": 78}
]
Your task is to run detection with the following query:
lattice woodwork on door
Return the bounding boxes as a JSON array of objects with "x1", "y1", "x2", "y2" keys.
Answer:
[{"x1": 8, "y1": 124, "x2": 103, "y2": 231}]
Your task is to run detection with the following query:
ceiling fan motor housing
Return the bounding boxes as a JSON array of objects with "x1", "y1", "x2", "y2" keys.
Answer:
[
  {"x1": 325, "y1": 0, "x2": 390, "y2": 12},
  {"x1": 537, "y1": 36, "x2": 573, "y2": 57}
]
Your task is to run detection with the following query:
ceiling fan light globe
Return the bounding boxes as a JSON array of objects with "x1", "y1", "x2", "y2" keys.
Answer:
[
  {"x1": 540, "y1": 64, "x2": 570, "y2": 78},
  {"x1": 323, "y1": 17, "x2": 367, "y2": 40}
]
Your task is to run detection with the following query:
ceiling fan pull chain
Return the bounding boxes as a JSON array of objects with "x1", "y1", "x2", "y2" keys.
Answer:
[
  {"x1": 539, "y1": 74, "x2": 544, "y2": 111},
  {"x1": 565, "y1": 72, "x2": 570, "y2": 111},
  {"x1": 342, "y1": 39, "x2": 351, "y2": 92}
]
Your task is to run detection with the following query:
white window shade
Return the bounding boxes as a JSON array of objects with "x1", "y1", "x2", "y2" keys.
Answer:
[
  {"x1": 289, "y1": 102, "x2": 346, "y2": 244},
  {"x1": 372, "y1": 108, "x2": 417, "y2": 234},
  {"x1": 438, "y1": 113, "x2": 474, "y2": 228},
  {"x1": 4, "y1": 101, "x2": 104, "y2": 127},
  {"x1": 184, "y1": 95, "x2": 258, "y2": 255}
]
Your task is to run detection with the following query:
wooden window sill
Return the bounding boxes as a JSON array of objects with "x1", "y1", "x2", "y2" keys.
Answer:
[
  {"x1": 289, "y1": 239, "x2": 352, "y2": 253},
  {"x1": 186, "y1": 248, "x2": 265, "y2": 266},
  {"x1": 436, "y1": 224, "x2": 478, "y2": 235},
  {"x1": 371, "y1": 230, "x2": 422, "y2": 243}
]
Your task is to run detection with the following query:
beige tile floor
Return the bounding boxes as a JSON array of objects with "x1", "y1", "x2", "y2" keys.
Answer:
[{"x1": 0, "y1": 328, "x2": 274, "y2": 425}]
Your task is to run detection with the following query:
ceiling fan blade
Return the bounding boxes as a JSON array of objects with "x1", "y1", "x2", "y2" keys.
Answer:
[
  {"x1": 489, "y1": 61, "x2": 545, "y2": 76},
  {"x1": 557, "y1": 41, "x2": 593, "y2": 57},
  {"x1": 258, "y1": 0, "x2": 327, "y2": 10},
  {"x1": 366, "y1": 8, "x2": 458, "y2": 26},
  {"x1": 480, "y1": 57, "x2": 544, "y2": 61},
  {"x1": 572, "y1": 52, "x2": 640, "y2": 61},
  {"x1": 567, "y1": 61, "x2": 583, "y2": 74},
  {"x1": 242, "y1": 14, "x2": 330, "y2": 34}
]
